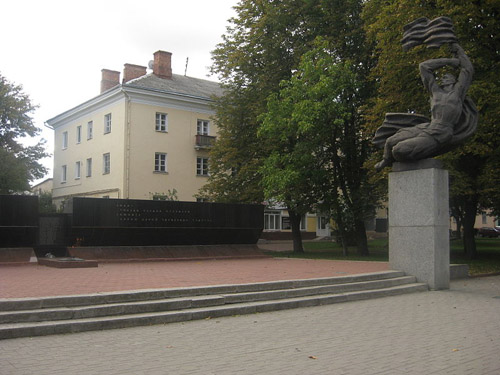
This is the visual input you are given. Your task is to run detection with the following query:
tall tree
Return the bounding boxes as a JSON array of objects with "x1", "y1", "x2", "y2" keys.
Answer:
[
  {"x1": 259, "y1": 40, "x2": 381, "y2": 255},
  {"x1": 200, "y1": 0, "x2": 373, "y2": 204},
  {"x1": 0, "y1": 74, "x2": 48, "y2": 193},
  {"x1": 200, "y1": 0, "x2": 379, "y2": 251},
  {"x1": 362, "y1": 0, "x2": 500, "y2": 258}
]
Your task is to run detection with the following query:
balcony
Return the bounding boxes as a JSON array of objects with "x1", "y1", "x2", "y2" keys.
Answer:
[{"x1": 195, "y1": 134, "x2": 216, "y2": 150}]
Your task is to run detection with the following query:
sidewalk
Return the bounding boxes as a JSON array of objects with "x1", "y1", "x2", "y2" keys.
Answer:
[{"x1": 1, "y1": 275, "x2": 499, "y2": 374}]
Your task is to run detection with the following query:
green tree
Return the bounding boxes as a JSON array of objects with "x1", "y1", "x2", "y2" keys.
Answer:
[
  {"x1": 38, "y1": 191, "x2": 57, "y2": 213},
  {"x1": 0, "y1": 74, "x2": 49, "y2": 193},
  {"x1": 362, "y1": 0, "x2": 500, "y2": 258},
  {"x1": 200, "y1": 0, "x2": 373, "y2": 204},
  {"x1": 259, "y1": 40, "x2": 381, "y2": 255}
]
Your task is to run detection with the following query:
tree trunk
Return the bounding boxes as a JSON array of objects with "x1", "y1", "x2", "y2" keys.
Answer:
[
  {"x1": 354, "y1": 219, "x2": 369, "y2": 256},
  {"x1": 455, "y1": 217, "x2": 462, "y2": 240},
  {"x1": 289, "y1": 209, "x2": 304, "y2": 253},
  {"x1": 462, "y1": 196, "x2": 478, "y2": 259},
  {"x1": 340, "y1": 234, "x2": 349, "y2": 256}
]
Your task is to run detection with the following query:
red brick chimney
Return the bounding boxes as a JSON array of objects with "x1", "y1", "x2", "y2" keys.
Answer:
[
  {"x1": 123, "y1": 64, "x2": 147, "y2": 83},
  {"x1": 100, "y1": 69, "x2": 120, "y2": 93},
  {"x1": 153, "y1": 50, "x2": 172, "y2": 79}
]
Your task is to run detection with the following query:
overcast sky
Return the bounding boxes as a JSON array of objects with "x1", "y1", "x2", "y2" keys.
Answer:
[{"x1": 1, "y1": 0, "x2": 238, "y2": 184}]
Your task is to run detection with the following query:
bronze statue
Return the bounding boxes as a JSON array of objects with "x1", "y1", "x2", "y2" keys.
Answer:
[{"x1": 373, "y1": 17, "x2": 477, "y2": 171}]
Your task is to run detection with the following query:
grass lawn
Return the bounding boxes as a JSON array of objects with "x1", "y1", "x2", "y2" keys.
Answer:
[{"x1": 265, "y1": 237, "x2": 500, "y2": 276}]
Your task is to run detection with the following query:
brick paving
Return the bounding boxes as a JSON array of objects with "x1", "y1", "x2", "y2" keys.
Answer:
[
  {"x1": 0, "y1": 257, "x2": 389, "y2": 298},
  {"x1": 1, "y1": 276, "x2": 499, "y2": 374}
]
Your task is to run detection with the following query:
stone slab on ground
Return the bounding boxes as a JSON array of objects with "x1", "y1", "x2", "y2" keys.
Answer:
[{"x1": 38, "y1": 258, "x2": 98, "y2": 268}]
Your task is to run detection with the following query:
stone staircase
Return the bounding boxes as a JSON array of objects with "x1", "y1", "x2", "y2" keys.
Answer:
[{"x1": 0, "y1": 270, "x2": 427, "y2": 339}]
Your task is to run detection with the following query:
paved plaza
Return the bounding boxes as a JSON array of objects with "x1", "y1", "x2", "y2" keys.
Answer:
[
  {"x1": 0, "y1": 257, "x2": 389, "y2": 299},
  {"x1": 1, "y1": 257, "x2": 499, "y2": 374}
]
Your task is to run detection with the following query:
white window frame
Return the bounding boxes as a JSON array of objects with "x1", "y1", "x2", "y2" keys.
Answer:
[
  {"x1": 76, "y1": 126, "x2": 82, "y2": 144},
  {"x1": 87, "y1": 121, "x2": 93, "y2": 140},
  {"x1": 196, "y1": 157, "x2": 209, "y2": 176},
  {"x1": 155, "y1": 113, "x2": 168, "y2": 132},
  {"x1": 62, "y1": 131, "x2": 68, "y2": 149},
  {"x1": 103, "y1": 153, "x2": 110, "y2": 174},
  {"x1": 86, "y1": 158, "x2": 92, "y2": 177},
  {"x1": 197, "y1": 119, "x2": 210, "y2": 135},
  {"x1": 104, "y1": 113, "x2": 112, "y2": 134},
  {"x1": 264, "y1": 211, "x2": 281, "y2": 231},
  {"x1": 61, "y1": 165, "x2": 67, "y2": 183},
  {"x1": 154, "y1": 152, "x2": 168, "y2": 172},
  {"x1": 75, "y1": 161, "x2": 81, "y2": 179}
]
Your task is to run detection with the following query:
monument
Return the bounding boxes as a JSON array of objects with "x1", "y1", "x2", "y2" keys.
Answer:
[{"x1": 373, "y1": 17, "x2": 477, "y2": 289}]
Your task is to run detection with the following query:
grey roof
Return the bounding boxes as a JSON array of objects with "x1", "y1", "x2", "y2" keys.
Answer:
[{"x1": 124, "y1": 73, "x2": 223, "y2": 99}]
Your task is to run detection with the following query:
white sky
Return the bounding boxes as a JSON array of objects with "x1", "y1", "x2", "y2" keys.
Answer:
[{"x1": 1, "y1": 0, "x2": 238, "y2": 185}]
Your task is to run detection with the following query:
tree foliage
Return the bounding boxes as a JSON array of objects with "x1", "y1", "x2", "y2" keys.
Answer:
[
  {"x1": 200, "y1": 0, "x2": 373, "y2": 204},
  {"x1": 260, "y1": 40, "x2": 381, "y2": 255},
  {"x1": 0, "y1": 74, "x2": 48, "y2": 193},
  {"x1": 362, "y1": 0, "x2": 500, "y2": 258}
]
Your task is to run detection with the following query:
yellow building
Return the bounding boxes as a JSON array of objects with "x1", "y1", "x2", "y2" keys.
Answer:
[{"x1": 46, "y1": 51, "x2": 221, "y2": 208}]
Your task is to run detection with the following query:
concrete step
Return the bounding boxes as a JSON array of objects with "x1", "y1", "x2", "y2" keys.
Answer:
[
  {"x1": 0, "y1": 270, "x2": 406, "y2": 311},
  {"x1": 0, "y1": 271, "x2": 427, "y2": 339},
  {"x1": 0, "y1": 276, "x2": 416, "y2": 324},
  {"x1": 0, "y1": 283, "x2": 427, "y2": 339}
]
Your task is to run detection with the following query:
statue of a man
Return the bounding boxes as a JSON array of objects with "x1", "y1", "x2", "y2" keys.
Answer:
[{"x1": 373, "y1": 18, "x2": 477, "y2": 170}]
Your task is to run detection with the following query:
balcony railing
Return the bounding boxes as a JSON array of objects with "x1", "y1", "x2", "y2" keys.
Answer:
[{"x1": 195, "y1": 134, "x2": 216, "y2": 149}]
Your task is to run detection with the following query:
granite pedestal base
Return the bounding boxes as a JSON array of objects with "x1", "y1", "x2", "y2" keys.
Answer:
[{"x1": 389, "y1": 159, "x2": 450, "y2": 290}]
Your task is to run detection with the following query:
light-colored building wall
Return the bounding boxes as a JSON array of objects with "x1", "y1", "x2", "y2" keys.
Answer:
[
  {"x1": 51, "y1": 98, "x2": 127, "y2": 206},
  {"x1": 31, "y1": 178, "x2": 53, "y2": 195},
  {"x1": 126, "y1": 101, "x2": 216, "y2": 201}
]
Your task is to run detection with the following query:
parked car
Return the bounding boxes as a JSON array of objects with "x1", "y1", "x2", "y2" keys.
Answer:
[{"x1": 477, "y1": 227, "x2": 500, "y2": 238}]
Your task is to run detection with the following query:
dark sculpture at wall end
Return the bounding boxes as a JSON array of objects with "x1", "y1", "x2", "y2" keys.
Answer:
[{"x1": 373, "y1": 17, "x2": 477, "y2": 171}]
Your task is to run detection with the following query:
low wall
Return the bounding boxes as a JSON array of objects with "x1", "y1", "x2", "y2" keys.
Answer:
[
  {"x1": 66, "y1": 198, "x2": 264, "y2": 246},
  {"x1": 0, "y1": 248, "x2": 33, "y2": 263}
]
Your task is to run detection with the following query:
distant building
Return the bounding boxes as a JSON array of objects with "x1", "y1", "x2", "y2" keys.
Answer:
[
  {"x1": 46, "y1": 51, "x2": 221, "y2": 208},
  {"x1": 31, "y1": 178, "x2": 53, "y2": 195}
]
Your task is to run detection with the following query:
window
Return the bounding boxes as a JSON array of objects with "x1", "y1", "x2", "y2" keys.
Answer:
[
  {"x1": 75, "y1": 161, "x2": 81, "y2": 179},
  {"x1": 154, "y1": 153, "x2": 167, "y2": 172},
  {"x1": 318, "y1": 216, "x2": 328, "y2": 230},
  {"x1": 264, "y1": 211, "x2": 281, "y2": 230},
  {"x1": 61, "y1": 165, "x2": 67, "y2": 183},
  {"x1": 76, "y1": 126, "x2": 82, "y2": 144},
  {"x1": 197, "y1": 119, "x2": 209, "y2": 135},
  {"x1": 87, "y1": 121, "x2": 93, "y2": 140},
  {"x1": 196, "y1": 157, "x2": 209, "y2": 176},
  {"x1": 62, "y1": 131, "x2": 68, "y2": 149},
  {"x1": 103, "y1": 153, "x2": 110, "y2": 174},
  {"x1": 301, "y1": 214, "x2": 307, "y2": 231},
  {"x1": 155, "y1": 113, "x2": 168, "y2": 132},
  {"x1": 482, "y1": 212, "x2": 487, "y2": 225},
  {"x1": 86, "y1": 158, "x2": 92, "y2": 177},
  {"x1": 104, "y1": 113, "x2": 112, "y2": 134}
]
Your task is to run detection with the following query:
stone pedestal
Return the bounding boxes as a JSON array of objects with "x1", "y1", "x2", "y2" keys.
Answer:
[{"x1": 389, "y1": 159, "x2": 449, "y2": 290}]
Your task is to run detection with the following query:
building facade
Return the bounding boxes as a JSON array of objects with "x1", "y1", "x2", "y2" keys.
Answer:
[{"x1": 47, "y1": 51, "x2": 221, "y2": 208}]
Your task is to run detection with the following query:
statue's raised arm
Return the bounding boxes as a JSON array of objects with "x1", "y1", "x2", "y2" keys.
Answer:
[{"x1": 373, "y1": 17, "x2": 477, "y2": 171}]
